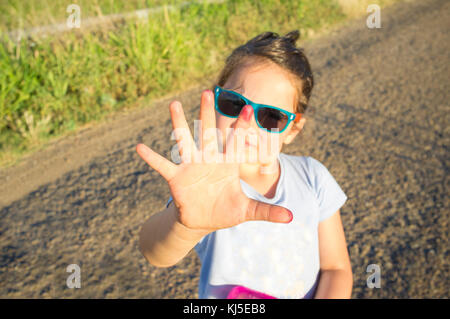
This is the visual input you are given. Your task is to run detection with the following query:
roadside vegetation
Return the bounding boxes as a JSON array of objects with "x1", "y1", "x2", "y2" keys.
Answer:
[{"x1": 0, "y1": 0, "x2": 401, "y2": 167}]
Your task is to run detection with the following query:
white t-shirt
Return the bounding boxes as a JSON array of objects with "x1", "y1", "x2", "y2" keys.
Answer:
[{"x1": 166, "y1": 152, "x2": 347, "y2": 299}]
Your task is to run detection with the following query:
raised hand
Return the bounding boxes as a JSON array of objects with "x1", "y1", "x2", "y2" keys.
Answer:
[{"x1": 136, "y1": 90, "x2": 292, "y2": 232}]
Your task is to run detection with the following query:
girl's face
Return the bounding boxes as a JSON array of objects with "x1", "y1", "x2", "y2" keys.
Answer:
[{"x1": 216, "y1": 60, "x2": 306, "y2": 167}]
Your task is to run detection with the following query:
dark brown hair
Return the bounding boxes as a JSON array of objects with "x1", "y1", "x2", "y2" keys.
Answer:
[{"x1": 214, "y1": 30, "x2": 314, "y2": 114}]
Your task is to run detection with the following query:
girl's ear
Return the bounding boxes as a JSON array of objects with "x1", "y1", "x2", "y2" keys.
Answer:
[{"x1": 283, "y1": 117, "x2": 306, "y2": 145}]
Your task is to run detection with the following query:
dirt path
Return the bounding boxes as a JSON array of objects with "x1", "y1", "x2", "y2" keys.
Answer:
[{"x1": 0, "y1": 0, "x2": 448, "y2": 298}]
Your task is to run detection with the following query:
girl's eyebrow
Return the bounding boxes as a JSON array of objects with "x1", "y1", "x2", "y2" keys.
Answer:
[{"x1": 228, "y1": 83, "x2": 245, "y2": 94}]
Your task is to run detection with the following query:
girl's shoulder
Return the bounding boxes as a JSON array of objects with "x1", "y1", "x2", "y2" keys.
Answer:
[
  {"x1": 280, "y1": 153, "x2": 328, "y2": 175},
  {"x1": 280, "y1": 153, "x2": 347, "y2": 219},
  {"x1": 279, "y1": 153, "x2": 336, "y2": 189}
]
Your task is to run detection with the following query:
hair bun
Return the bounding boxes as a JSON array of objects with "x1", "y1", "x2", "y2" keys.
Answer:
[
  {"x1": 284, "y1": 30, "x2": 300, "y2": 44},
  {"x1": 249, "y1": 31, "x2": 279, "y2": 44}
]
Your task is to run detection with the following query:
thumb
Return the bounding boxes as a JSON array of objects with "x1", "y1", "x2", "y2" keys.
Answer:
[
  {"x1": 244, "y1": 199, "x2": 293, "y2": 223},
  {"x1": 136, "y1": 143, "x2": 177, "y2": 181}
]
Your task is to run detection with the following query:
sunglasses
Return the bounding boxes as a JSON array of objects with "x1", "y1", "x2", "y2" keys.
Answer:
[{"x1": 214, "y1": 86, "x2": 301, "y2": 133}]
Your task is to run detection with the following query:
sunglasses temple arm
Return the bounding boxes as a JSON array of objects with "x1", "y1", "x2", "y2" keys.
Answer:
[{"x1": 294, "y1": 113, "x2": 302, "y2": 123}]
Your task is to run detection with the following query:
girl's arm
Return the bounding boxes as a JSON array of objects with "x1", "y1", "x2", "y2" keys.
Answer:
[
  {"x1": 138, "y1": 201, "x2": 210, "y2": 268},
  {"x1": 314, "y1": 210, "x2": 353, "y2": 298}
]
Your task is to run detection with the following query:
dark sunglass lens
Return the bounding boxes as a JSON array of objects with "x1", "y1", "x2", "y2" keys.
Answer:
[
  {"x1": 218, "y1": 91, "x2": 245, "y2": 117},
  {"x1": 257, "y1": 107, "x2": 289, "y2": 131}
]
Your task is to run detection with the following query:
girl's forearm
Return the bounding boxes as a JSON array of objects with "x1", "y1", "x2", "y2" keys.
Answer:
[
  {"x1": 313, "y1": 269, "x2": 353, "y2": 299},
  {"x1": 138, "y1": 203, "x2": 210, "y2": 268}
]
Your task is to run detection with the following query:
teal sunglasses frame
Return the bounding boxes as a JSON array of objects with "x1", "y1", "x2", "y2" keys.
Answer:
[{"x1": 213, "y1": 85, "x2": 302, "y2": 133}]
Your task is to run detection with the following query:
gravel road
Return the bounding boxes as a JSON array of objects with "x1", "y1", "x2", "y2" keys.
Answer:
[{"x1": 0, "y1": 0, "x2": 448, "y2": 298}]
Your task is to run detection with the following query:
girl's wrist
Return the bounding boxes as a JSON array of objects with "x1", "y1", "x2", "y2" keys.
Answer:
[{"x1": 168, "y1": 201, "x2": 211, "y2": 242}]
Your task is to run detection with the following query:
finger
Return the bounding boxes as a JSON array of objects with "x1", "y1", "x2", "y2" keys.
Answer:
[
  {"x1": 234, "y1": 104, "x2": 253, "y2": 129},
  {"x1": 244, "y1": 199, "x2": 293, "y2": 224},
  {"x1": 224, "y1": 104, "x2": 253, "y2": 159},
  {"x1": 169, "y1": 100, "x2": 197, "y2": 162},
  {"x1": 136, "y1": 143, "x2": 177, "y2": 181},
  {"x1": 199, "y1": 90, "x2": 218, "y2": 152}
]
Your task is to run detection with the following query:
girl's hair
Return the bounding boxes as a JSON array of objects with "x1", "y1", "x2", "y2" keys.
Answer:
[{"x1": 215, "y1": 30, "x2": 314, "y2": 114}]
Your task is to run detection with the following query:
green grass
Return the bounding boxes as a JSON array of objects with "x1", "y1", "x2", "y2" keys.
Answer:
[
  {"x1": 0, "y1": 0, "x2": 189, "y2": 31},
  {"x1": 0, "y1": 0, "x2": 400, "y2": 167}
]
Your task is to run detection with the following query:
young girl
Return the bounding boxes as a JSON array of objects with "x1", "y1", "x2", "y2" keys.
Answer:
[{"x1": 136, "y1": 30, "x2": 353, "y2": 299}]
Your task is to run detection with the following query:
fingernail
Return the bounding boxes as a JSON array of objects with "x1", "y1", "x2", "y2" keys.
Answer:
[
  {"x1": 283, "y1": 210, "x2": 293, "y2": 223},
  {"x1": 171, "y1": 101, "x2": 179, "y2": 112},
  {"x1": 242, "y1": 105, "x2": 252, "y2": 121},
  {"x1": 287, "y1": 211, "x2": 293, "y2": 223},
  {"x1": 204, "y1": 90, "x2": 212, "y2": 98},
  {"x1": 175, "y1": 101, "x2": 183, "y2": 113}
]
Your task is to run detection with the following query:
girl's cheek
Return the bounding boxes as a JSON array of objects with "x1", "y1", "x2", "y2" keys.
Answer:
[
  {"x1": 255, "y1": 131, "x2": 282, "y2": 164},
  {"x1": 259, "y1": 131, "x2": 282, "y2": 151}
]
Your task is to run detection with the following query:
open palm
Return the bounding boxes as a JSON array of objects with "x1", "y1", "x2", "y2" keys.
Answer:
[{"x1": 136, "y1": 90, "x2": 292, "y2": 232}]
